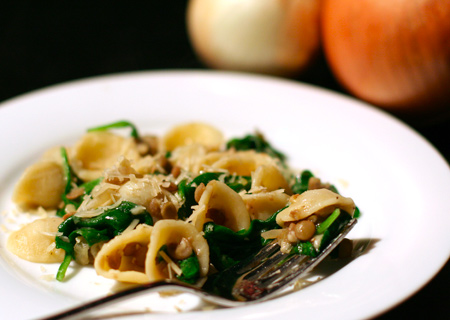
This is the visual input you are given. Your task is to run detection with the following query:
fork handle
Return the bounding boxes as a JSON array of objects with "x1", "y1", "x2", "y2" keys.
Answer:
[{"x1": 41, "y1": 281, "x2": 199, "y2": 320}]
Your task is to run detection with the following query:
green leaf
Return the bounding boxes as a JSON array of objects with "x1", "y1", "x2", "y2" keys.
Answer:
[
  {"x1": 73, "y1": 201, "x2": 152, "y2": 236},
  {"x1": 353, "y1": 206, "x2": 361, "y2": 218},
  {"x1": 68, "y1": 228, "x2": 110, "y2": 246},
  {"x1": 291, "y1": 241, "x2": 318, "y2": 257},
  {"x1": 60, "y1": 147, "x2": 74, "y2": 195},
  {"x1": 226, "y1": 133, "x2": 286, "y2": 162},
  {"x1": 55, "y1": 201, "x2": 153, "y2": 281},
  {"x1": 55, "y1": 235, "x2": 74, "y2": 257},
  {"x1": 291, "y1": 170, "x2": 313, "y2": 195},
  {"x1": 316, "y1": 208, "x2": 341, "y2": 234},
  {"x1": 177, "y1": 253, "x2": 200, "y2": 284},
  {"x1": 224, "y1": 176, "x2": 251, "y2": 192},
  {"x1": 57, "y1": 148, "x2": 103, "y2": 217},
  {"x1": 203, "y1": 207, "x2": 284, "y2": 271},
  {"x1": 80, "y1": 177, "x2": 103, "y2": 195},
  {"x1": 87, "y1": 120, "x2": 140, "y2": 139},
  {"x1": 56, "y1": 254, "x2": 72, "y2": 282},
  {"x1": 290, "y1": 170, "x2": 339, "y2": 195},
  {"x1": 318, "y1": 210, "x2": 352, "y2": 252}
]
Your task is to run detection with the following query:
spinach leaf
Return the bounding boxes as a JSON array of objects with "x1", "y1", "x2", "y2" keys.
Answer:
[
  {"x1": 224, "y1": 175, "x2": 252, "y2": 192},
  {"x1": 290, "y1": 170, "x2": 340, "y2": 195},
  {"x1": 56, "y1": 147, "x2": 80, "y2": 217},
  {"x1": 87, "y1": 120, "x2": 140, "y2": 139},
  {"x1": 204, "y1": 209, "x2": 354, "y2": 299},
  {"x1": 290, "y1": 241, "x2": 318, "y2": 258},
  {"x1": 55, "y1": 201, "x2": 152, "y2": 281},
  {"x1": 56, "y1": 147, "x2": 102, "y2": 217},
  {"x1": 226, "y1": 133, "x2": 286, "y2": 162},
  {"x1": 81, "y1": 177, "x2": 103, "y2": 195},
  {"x1": 203, "y1": 207, "x2": 283, "y2": 271},
  {"x1": 56, "y1": 255, "x2": 72, "y2": 282},
  {"x1": 315, "y1": 208, "x2": 341, "y2": 234},
  {"x1": 317, "y1": 210, "x2": 352, "y2": 252},
  {"x1": 177, "y1": 253, "x2": 200, "y2": 284},
  {"x1": 70, "y1": 201, "x2": 152, "y2": 236},
  {"x1": 157, "y1": 246, "x2": 200, "y2": 284},
  {"x1": 291, "y1": 170, "x2": 314, "y2": 195}
]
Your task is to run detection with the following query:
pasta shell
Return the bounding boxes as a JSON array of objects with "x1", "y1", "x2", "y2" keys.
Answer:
[
  {"x1": 41, "y1": 146, "x2": 64, "y2": 164},
  {"x1": 241, "y1": 190, "x2": 290, "y2": 221},
  {"x1": 250, "y1": 164, "x2": 292, "y2": 194},
  {"x1": 162, "y1": 122, "x2": 223, "y2": 152},
  {"x1": 12, "y1": 161, "x2": 65, "y2": 209},
  {"x1": 6, "y1": 217, "x2": 65, "y2": 263},
  {"x1": 188, "y1": 180, "x2": 251, "y2": 232},
  {"x1": 145, "y1": 220, "x2": 209, "y2": 283},
  {"x1": 118, "y1": 176, "x2": 163, "y2": 210},
  {"x1": 202, "y1": 150, "x2": 278, "y2": 176},
  {"x1": 169, "y1": 144, "x2": 208, "y2": 174},
  {"x1": 276, "y1": 189, "x2": 356, "y2": 226},
  {"x1": 70, "y1": 132, "x2": 141, "y2": 181},
  {"x1": 94, "y1": 224, "x2": 153, "y2": 284}
]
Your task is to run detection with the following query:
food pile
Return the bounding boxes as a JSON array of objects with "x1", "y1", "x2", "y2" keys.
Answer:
[{"x1": 6, "y1": 121, "x2": 357, "y2": 295}]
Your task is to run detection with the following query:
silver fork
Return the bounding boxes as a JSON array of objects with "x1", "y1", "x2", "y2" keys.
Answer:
[{"x1": 42, "y1": 219, "x2": 357, "y2": 320}]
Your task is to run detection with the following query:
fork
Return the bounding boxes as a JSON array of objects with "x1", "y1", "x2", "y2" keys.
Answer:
[{"x1": 42, "y1": 219, "x2": 357, "y2": 320}]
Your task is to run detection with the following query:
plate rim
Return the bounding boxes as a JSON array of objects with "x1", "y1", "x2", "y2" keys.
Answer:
[{"x1": 0, "y1": 70, "x2": 449, "y2": 320}]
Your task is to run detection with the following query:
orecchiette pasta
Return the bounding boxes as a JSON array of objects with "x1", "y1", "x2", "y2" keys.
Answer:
[
  {"x1": 200, "y1": 149, "x2": 278, "y2": 176},
  {"x1": 94, "y1": 224, "x2": 153, "y2": 283},
  {"x1": 276, "y1": 188, "x2": 356, "y2": 226},
  {"x1": 145, "y1": 220, "x2": 209, "y2": 283},
  {"x1": 241, "y1": 189, "x2": 290, "y2": 221},
  {"x1": 12, "y1": 161, "x2": 65, "y2": 209},
  {"x1": 188, "y1": 180, "x2": 251, "y2": 232},
  {"x1": 250, "y1": 164, "x2": 292, "y2": 194},
  {"x1": 162, "y1": 122, "x2": 224, "y2": 152},
  {"x1": 7, "y1": 217, "x2": 65, "y2": 263},
  {"x1": 70, "y1": 131, "x2": 141, "y2": 181},
  {"x1": 169, "y1": 144, "x2": 208, "y2": 174},
  {"x1": 5, "y1": 120, "x2": 357, "y2": 297}
]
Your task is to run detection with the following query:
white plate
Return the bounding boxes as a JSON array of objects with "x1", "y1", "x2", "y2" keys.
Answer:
[{"x1": 0, "y1": 70, "x2": 449, "y2": 320}]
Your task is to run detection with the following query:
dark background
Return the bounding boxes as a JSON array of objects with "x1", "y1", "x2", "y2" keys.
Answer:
[{"x1": 0, "y1": 2, "x2": 448, "y2": 318}]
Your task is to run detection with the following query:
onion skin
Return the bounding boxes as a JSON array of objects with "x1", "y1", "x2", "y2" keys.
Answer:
[
  {"x1": 187, "y1": 0, "x2": 321, "y2": 77},
  {"x1": 321, "y1": 0, "x2": 450, "y2": 118}
]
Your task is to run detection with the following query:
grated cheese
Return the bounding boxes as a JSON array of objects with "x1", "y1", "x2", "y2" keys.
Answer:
[
  {"x1": 261, "y1": 229, "x2": 283, "y2": 240},
  {"x1": 159, "y1": 251, "x2": 183, "y2": 276},
  {"x1": 130, "y1": 205, "x2": 146, "y2": 215},
  {"x1": 122, "y1": 219, "x2": 140, "y2": 234}
]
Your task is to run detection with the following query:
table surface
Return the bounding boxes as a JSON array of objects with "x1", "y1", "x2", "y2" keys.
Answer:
[{"x1": 0, "y1": 2, "x2": 448, "y2": 318}]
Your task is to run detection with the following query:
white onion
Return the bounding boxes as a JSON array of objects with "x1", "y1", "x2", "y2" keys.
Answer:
[{"x1": 187, "y1": 0, "x2": 321, "y2": 77}]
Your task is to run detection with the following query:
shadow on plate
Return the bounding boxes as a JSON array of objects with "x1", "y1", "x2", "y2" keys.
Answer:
[{"x1": 295, "y1": 237, "x2": 379, "y2": 290}]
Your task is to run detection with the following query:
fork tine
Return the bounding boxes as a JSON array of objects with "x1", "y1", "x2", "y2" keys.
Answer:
[
  {"x1": 256, "y1": 254, "x2": 310, "y2": 286},
  {"x1": 231, "y1": 241, "x2": 281, "y2": 276},
  {"x1": 232, "y1": 218, "x2": 357, "y2": 301},
  {"x1": 239, "y1": 249, "x2": 288, "y2": 281}
]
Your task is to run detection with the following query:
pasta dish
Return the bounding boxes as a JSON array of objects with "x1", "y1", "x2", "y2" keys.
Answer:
[{"x1": 5, "y1": 121, "x2": 358, "y2": 297}]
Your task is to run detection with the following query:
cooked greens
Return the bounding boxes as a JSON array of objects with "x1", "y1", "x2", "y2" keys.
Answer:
[
  {"x1": 87, "y1": 120, "x2": 140, "y2": 139},
  {"x1": 55, "y1": 201, "x2": 153, "y2": 281},
  {"x1": 226, "y1": 133, "x2": 286, "y2": 162}
]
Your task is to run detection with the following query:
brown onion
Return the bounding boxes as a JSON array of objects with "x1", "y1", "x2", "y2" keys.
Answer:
[
  {"x1": 321, "y1": 0, "x2": 450, "y2": 120},
  {"x1": 187, "y1": 0, "x2": 321, "y2": 77}
]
